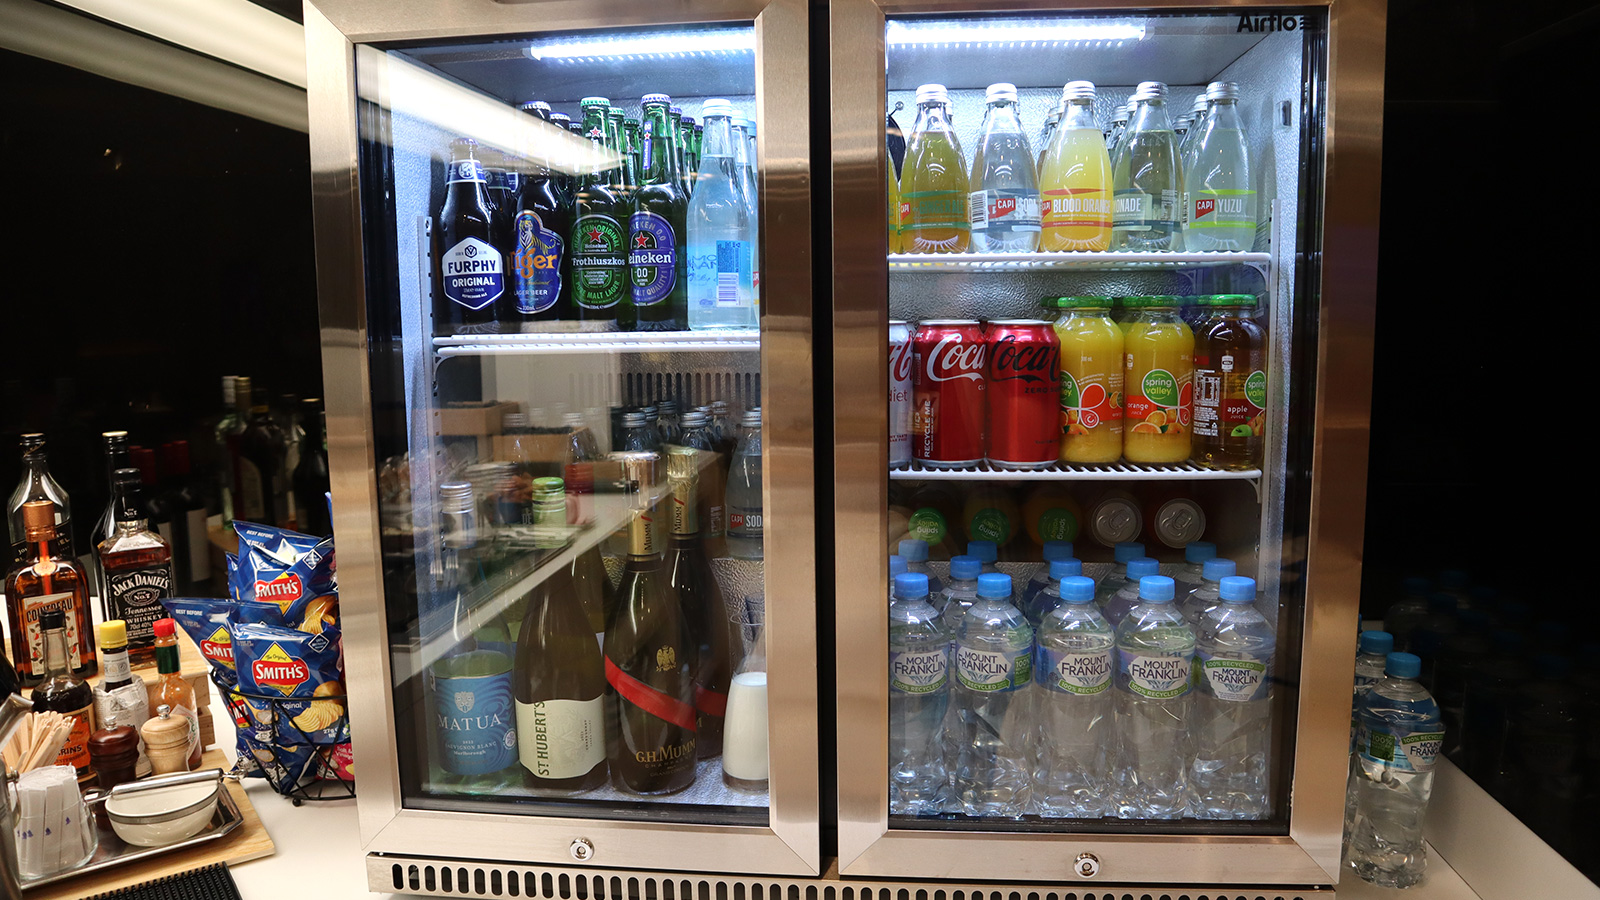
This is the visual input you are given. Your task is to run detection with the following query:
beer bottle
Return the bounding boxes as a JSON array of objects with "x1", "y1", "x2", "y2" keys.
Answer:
[
  {"x1": 629, "y1": 95, "x2": 689, "y2": 331},
  {"x1": 504, "y1": 111, "x2": 573, "y2": 329},
  {"x1": 434, "y1": 138, "x2": 504, "y2": 335},
  {"x1": 605, "y1": 107, "x2": 627, "y2": 190},
  {"x1": 483, "y1": 147, "x2": 513, "y2": 249},
  {"x1": 622, "y1": 119, "x2": 642, "y2": 201},
  {"x1": 668, "y1": 105, "x2": 688, "y2": 197},
  {"x1": 571, "y1": 98, "x2": 627, "y2": 331}
]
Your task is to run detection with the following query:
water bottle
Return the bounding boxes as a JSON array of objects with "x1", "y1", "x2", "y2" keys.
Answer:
[
  {"x1": 889, "y1": 572, "x2": 951, "y2": 815},
  {"x1": 1033, "y1": 575, "x2": 1114, "y2": 817},
  {"x1": 1192, "y1": 576, "x2": 1274, "y2": 819},
  {"x1": 966, "y1": 540, "x2": 1000, "y2": 573},
  {"x1": 1178, "y1": 557, "x2": 1237, "y2": 625},
  {"x1": 1433, "y1": 609, "x2": 1490, "y2": 757},
  {"x1": 1410, "y1": 594, "x2": 1459, "y2": 688},
  {"x1": 969, "y1": 83, "x2": 1041, "y2": 252},
  {"x1": 934, "y1": 556, "x2": 981, "y2": 624},
  {"x1": 1347, "y1": 652, "x2": 1444, "y2": 887},
  {"x1": 725, "y1": 408, "x2": 763, "y2": 559},
  {"x1": 899, "y1": 538, "x2": 942, "y2": 597},
  {"x1": 1112, "y1": 575, "x2": 1195, "y2": 818},
  {"x1": 1174, "y1": 540, "x2": 1217, "y2": 589},
  {"x1": 686, "y1": 100, "x2": 756, "y2": 330},
  {"x1": 889, "y1": 555, "x2": 908, "y2": 578},
  {"x1": 1102, "y1": 557, "x2": 1160, "y2": 627},
  {"x1": 1022, "y1": 557, "x2": 1084, "y2": 629},
  {"x1": 1021, "y1": 540, "x2": 1075, "y2": 615},
  {"x1": 950, "y1": 572, "x2": 1034, "y2": 817},
  {"x1": 1093, "y1": 541, "x2": 1146, "y2": 602},
  {"x1": 1383, "y1": 576, "x2": 1432, "y2": 651},
  {"x1": 1352, "y1": 631, "x2": 1394, "y2": 745}
]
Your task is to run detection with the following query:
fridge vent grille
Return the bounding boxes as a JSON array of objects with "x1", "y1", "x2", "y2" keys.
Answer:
[
  {"x1": 377, "y1": 858, "x2": 1325, "y2": 900},
  {"x1": 625, "y1": 369, "x2": 760, "y2": 413}
]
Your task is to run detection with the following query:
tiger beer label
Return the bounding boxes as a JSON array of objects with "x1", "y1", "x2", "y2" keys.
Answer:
[
  {"x1": 1038, "y1": 646, "x2": 1112, "y2": 695},
  {"x1": 1199, "y1": 652, "x2": 1270, "y2": 701},
  {"x1": 441, "y1": 237, "x2": 504, "y2": 310},
  {"x1": 890, "y1": 648, "x2": 947, "y2": 694},
  {"x1": 512, "y1": 210, "x2": 564, "y2": 314},
  {"x1": 1119, "y1": 651, "x2": 1192, "y2": 699},
  {"x1": 572, "y1": 214, "x2": 626, "y2": 310},
  {"x1": 517, "y1": 697, "x2": 604, "y2": 779},
  {"x1": 628, "y1": 212, "x2": 677, "y2": 307}
]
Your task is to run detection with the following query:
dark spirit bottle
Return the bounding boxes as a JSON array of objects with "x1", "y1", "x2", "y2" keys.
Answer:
[
  {"x1": 97, "y1": 468, "x2": 174, "y2": 666},
  {"x1": 30, "y1": 609, "x2": 95, "y2": 781}
]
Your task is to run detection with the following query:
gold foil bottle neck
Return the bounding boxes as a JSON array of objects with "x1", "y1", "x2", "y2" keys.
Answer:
[
  {"x1": 666, "y1": 447, "x2": 699, "y2": 536},
  {"x1": 628, "y1": 504, "x2": 660, "y2": 557}
]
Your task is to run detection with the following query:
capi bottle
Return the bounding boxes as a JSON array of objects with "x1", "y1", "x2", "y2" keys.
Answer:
[
  {"x1": 1192, "y1": 294, "x2": 1267, "y2": 470},
  {"x1": 902, "y1": 84, "x2": 971, "y2": 254},
  {"x1": 1112, "y1": 82, "x2": 1184, "y2": 251},
  {"x1": 969, "y1": 83, "x2": 1041, "y2": 253}
]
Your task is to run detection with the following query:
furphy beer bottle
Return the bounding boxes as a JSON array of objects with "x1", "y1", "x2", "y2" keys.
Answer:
[
  {"x1": 629, "y1": 95, "x2": 689, "y2": 331},
  {"x1": 434, "y1": 138, "x2": 505, "y2": 335},
  {"x1": 504, "y1": 114, "x2": 572, "y2": 329},
  {"x1": 571, "y1": 99, "x2": 627, "y2": 331}
]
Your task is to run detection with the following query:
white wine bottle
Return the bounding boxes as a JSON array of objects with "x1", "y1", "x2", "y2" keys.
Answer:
[{"x1": 513, "y1": 561, "x2": 608, "y2": 793}]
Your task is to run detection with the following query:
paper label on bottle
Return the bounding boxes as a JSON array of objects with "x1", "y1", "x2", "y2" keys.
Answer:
[
  {"x1": 628, "y1": 211, "x2": 677, "y2": 307},
  {"x1": 21, "y1": 591, "x2": 81, "y2": 672},
  {"x1": 1112, "y1": 190, "x2": 1151, "y2": 231},
  {"x1": 446, "y1": 160, "x2": 487, "y2": 184},
  {"x1": 955, "y1": 644, "x2": 1030, "y2": 692},
  {"x1": 441, "y1": 236, "x2": 505, "y2": 311},
  {"x1": 516, "y1": 697, "x2": 605, "y2": 780},
  {"x1": 1124, "y1": 366, "x2": 1193, "y2": 434},
  {"x1": 106, "y1": 565, "x2": 171, "y2": 647},
  {"x1": 1189, "y1": 189, "x2": 1257, "y2": 230},
  {"x1": 1060, "y1": 369, "x2": 1124, "y2": 436},
  {"x1": 972, "y1": 192, "x2": 1041, "y2": 232},
  {"x1": 572, "y1": 214, "x2": 627, "y2": 311},
  {"x1": 1359, "y1": 722, "x2": 1443, "y2": 773},
  {"x1": 186, "y1": 507, "x2": 211, "y2": 582},
  {"x1": 1042, "y1": 188, "x2": 1113, "y2": 231},
  {"x1": 1199, "y1": 652, "x2": 1269, "y2": 701},
  {"x1": 715, "y1": 240, "x2": 750, "y2": 307},
  {"x1": 512, "y1": 210, "x2": 564, "y2": 314},
  {"x1": 1196, "y1": 359, "x2": 1266, "y2": 440},
  {"x1": 430, "y1": 667, "x2": 517, "y2": 776},
  {"x1": 52, "y1": 704, "x2": 93, "y2": 771},
  {"x1": 1038, "y1": 646, "x2": 1111, "y2": 694},
  {"x1": 889, "y1": 647, "x2": 947, "y2": 694},
  {"x1": 1119, "y1": 651, "x2": 1192, "y2": 699}
]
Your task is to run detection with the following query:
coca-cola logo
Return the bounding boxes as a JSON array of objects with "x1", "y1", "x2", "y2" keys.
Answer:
[
  {"x1": 923, "y1": 335, "x2": 985, "y2": 383},
  {"x1": 890, "y1": 339, "x2": 914, "y2": 383},
  {"x1": 988, "y1": 335, "x2": 1061, "y2": 384}
]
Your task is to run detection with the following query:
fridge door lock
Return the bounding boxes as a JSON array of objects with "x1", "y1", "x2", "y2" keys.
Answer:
[
  {"x1": 570, "y1": 838, "x2": 596, "y2": 862},
  {"x1": 1073, "y1": 852, "x2": 1100, "y2": 878}
]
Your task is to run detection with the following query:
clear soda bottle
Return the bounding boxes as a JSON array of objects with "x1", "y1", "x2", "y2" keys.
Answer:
[
  {"x1": 1174, "y1": 540, "x2": 1217, "y2": 589},
  {"x1": 951, "y1": 573, "x2": 1034, "y2": 817},
  {"x1": 969, "y1": 83, "x2": 1041, "y2": 253},
  {"x1": 1178, "y1": 92, "x2": 1210, "y2": 175},
  {"x1": 1102, "y1": 556, "x2": 1160, "y2": 627},
  {"x1": 934, "y1": 555, "x2": 982, "y2": 624},
  {"x1": 902, "y1": 84, "x2": 971, "y2": 254},
  {"x1": 1039, "y1": 81, "x2": 1113, "y2": 251},
  {"x1": 686, "y1": 99, "x2": 755, "y2": 330},
  {"x1": 1112, "y1": 82, "x2": 1183, "y2": 251},
  {"x1": 1179, "y1": 557, "x2": 1237, "y2": 625},
  {"x1": 1021, "y1": 540, "x2": 1075, "y2": 619},
  {"x1": 724, "y1": 408, "x2": 763, "y2": 559},
  {"x1": 1347, "y1": 652, "x2": 1444, "y2": 887},
  {"x1": 1183, "y1": 82, "x2": 1255, "y2": 251},
  {"x1": 1093, "y1": 541, "x2": 1147, "y2": 606},
  {"x1": 898, "y1": 538, "x2": 943, "y2": 597},
  {"x1": 1033, "y1": 574, "x2": 1113, "y2": 817},
  {"x1": 1112, "y1": 574, "x2": 1195, "y2": 818},
  {"x1": 889, "y1": 572, "x2": 951, "y2": 815},
  {"x1": 1105, "y1": 104, "x2": 1130, "y2": 155},
  {"x1": 731, "y1": 114, "x2": 760, "y2": 300},
  {"x1": 1192, "y1": 576, "x2": 1274, "y2": 819},
  {"x1": 1022, "y1": 556, "x2": 1084, "y2": 629}
]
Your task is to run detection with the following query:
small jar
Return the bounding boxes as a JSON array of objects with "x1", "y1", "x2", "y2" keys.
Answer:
[
  {"x1": 141, "y1": 704, "x2": 193, "y2": 775},
  {"x1": 88, "y1": 726, "x2": 141, "y2": 793}
]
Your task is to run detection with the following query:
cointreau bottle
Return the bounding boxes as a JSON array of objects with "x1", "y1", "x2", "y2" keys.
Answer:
[
  {"x1": 5, "y1": 500, "x2": 96, "y2": 685},
  {"x1": 97, "y1": 468, "x2": 174, "y2": 666}
]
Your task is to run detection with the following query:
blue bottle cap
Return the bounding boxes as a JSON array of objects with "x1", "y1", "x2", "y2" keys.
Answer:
[
  {"x1": 1058, "y1": 575, "x2": 1096, "y2": 603},
  {"x1": 1184, "y1": 541, "x2": 1217, "y2": 564},
  {"x1": 1201, "y1": 558, "x2": 1237, "y2": 582},
  {"x1": 1126, "y1": 557, "x2": 1160, "y2": 580},
  {"x1": 977, "y1": 572, "x2": 1013, "y2": 599},
  {"x1": 889, "y1": 555, "x2": 908, "y2": 577},
  {"x1": 949, "y1": 556, "x2": 981, "y2": 580},
  {"x1": 1113, "y1": 542, "x2": 1146, "y2": 564},
  {"x1": 1401, "y1": 576, "x2": 1433, "y2": 597},
  {"x1": 1427, "y1": 592, "x2": 1458, "y2": 614},
  {"x1": 1385, "y1": 652, "x2": 1421, "y2": 679},
  {"x1": 893, "y1": 572, "x2": 929, "y2": 599},
  {"x1": 967, "y1": 540, "x2": 998, "y2": 563},
  {"x1": 1359, "y1": 631, "x2": 1394, "y2": 655},
  {"x1": 1219, "y1": 575, "x2": 1256, "y2": 603},
  {"x1": 1138, "y1": 575, "x2": 1175, "y2": 602},
  {"x1": 897, "y1": 538, "x2": 930, "y2": 563},
  {"x1": 1048, "y1": 558, "x2": 1083, "y2": 580},
  {"x1": 1042, "y1": 540, "x2": 1074, "y2": 562}
]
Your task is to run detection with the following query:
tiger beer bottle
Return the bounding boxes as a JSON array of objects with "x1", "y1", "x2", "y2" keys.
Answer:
[
  {"x1": 503, "y1": 113, "x2": 572, "y2": 329},
  {"x1": 628, "y1": 95, "x2": 689, "y2": 331},
  {"x1": 434, "y1": 138, "x2": 504, "y2": 335}
]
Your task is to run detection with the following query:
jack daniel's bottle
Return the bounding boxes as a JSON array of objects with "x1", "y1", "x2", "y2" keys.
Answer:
[{"x1": 97, "y1": 467, "x2": 175, "y2": 666}]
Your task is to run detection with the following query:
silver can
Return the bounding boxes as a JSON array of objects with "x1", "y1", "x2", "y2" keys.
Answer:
[{"x1": 889, "y1": 319, "x2": 913, "y2": 469}]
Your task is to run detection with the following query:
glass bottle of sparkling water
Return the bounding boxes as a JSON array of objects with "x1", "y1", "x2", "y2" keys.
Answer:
[
  {"x1": 950, "y1": 572, "x2": 1034, "y2": 817},
  {"x1": 686, "y1": 99, "x2": 755, "y2": 330},
  {"x1": 1179, "y1": 557, "x2": 1238, "y2": 625},
  {"x1": 1178, "y1": 92, "x2": 1210, "y2": 175},
  {"x1": 1033, "y1": 575, "x2": 1114, "y2": 817},
  {"x1": 1192, "y1": 576, "x2": 1274, "y2": 819},
  {"x1": 1112, "y1": 82, "x2": 1183, "y2": 251},
  {"x1": 724, "y1": 409, "x2": 763, "y2": 559},
  {"x1": 969, "y1": 83, "x2": 1041, "y2": 253},
  {"x1": 889, "y1": 572, "x2": 951, "y2": 815},
  {"x1": 1101, "y1": 556, "x2": 1160, "y2": 627},
  {"x1": 1112, "y1": 575, "x2": 1195, "y2": 818},
  {"x1": 1184, "y1": 81, "x2": 1255, "y2": 251},
  {"x1": 1346, "y1": 652, "x2": 1444, "y2": 887},
  {"x1": 1023, "y1": 553, "x2": 1081, "y2": 629},
  {"x1": 935, "y1": 556, "x2": 982, "y2": 624}
]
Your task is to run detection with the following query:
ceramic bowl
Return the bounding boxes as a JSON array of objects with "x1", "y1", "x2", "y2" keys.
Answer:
[{"x1": 104, "y1": 779, "x2": 220, "y2": 847}]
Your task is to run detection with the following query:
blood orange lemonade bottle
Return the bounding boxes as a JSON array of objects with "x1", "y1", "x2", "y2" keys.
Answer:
[
  {"x1": 1122, "y1": 296, "x2": 1194, "y2": 463},
  {"x1": 1048, "y1": 297, "x2": 1124, "y2": 464}
]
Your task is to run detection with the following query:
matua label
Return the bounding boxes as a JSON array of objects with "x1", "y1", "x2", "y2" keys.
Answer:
[
  {"x1": 628, "y1": 212, "x2": 677, "y2": 307},
  {"x1": 442, "y1": 237, "x2": 504, "y2": 310}
]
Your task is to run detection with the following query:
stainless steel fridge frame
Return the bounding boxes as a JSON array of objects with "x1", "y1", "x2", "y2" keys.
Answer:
[
  {"x1": 306, "y1": 0, "x2": 820, "y2": 880},
  {"x1": 831, "y1": 0, "x2": 1385, "y2": 887}
]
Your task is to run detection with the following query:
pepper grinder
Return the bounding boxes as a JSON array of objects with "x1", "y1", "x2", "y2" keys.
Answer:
[{"x1": 140, "y1": 705, "x2": 193, "y2": 775}]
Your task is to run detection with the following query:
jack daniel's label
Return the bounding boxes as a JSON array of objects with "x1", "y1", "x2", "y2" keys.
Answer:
[{"x1": 106, "y1": 566, "x2": 172, "y2": 646}]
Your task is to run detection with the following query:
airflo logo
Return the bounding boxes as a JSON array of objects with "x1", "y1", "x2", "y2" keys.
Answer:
[{"x1": 1237, "y1": 13, "x2": 1305, "y2": 32}]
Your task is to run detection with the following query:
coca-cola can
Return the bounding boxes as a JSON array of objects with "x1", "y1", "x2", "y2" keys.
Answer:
[
  {"x1": 912, "y1": 319, "x2": 986, "y2": 468},
  {"x1": 889, "y1": 319, "x2": 913, "y2": 469},
  {"x1": 985, "y1": 319, "x2": 1062, "y2": 469}
]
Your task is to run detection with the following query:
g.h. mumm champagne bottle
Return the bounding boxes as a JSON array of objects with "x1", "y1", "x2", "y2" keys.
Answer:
[
  {"x1": 666, "y1": 446, "x2": 734, "y2": 758},
  {"x1": 513, "y1": 561, "x2": 608, "y2": 792}
]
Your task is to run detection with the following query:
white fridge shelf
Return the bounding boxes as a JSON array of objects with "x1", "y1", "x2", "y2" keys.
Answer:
[
  {"x1": 891, "y1": 460, "x2": 1260, "y2": 482},
  {"x1": 888, "y1": 250, "x2": 1270, "y2": 272},
  {"x1": 433, "y1": 329, "x2": 760, "y2": 357}
]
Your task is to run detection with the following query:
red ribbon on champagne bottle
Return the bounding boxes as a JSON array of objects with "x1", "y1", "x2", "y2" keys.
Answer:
[
  {"x1": 694, "y1": 684, "x2": 727, "y2": 718},
  {"x1": 605, "y1": 657, "x2": 697, "y2": 731}
]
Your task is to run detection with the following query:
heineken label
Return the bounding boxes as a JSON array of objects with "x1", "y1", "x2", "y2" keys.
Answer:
[{"x1": 628, "y1": 211, "x2": 677, "y2": 307}]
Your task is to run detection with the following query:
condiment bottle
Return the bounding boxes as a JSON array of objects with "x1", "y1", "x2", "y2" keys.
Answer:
[
  {"x1": 88, "y1": 725, "x2": 140, "y2": 793},
  {"x1": 140, "y1": 704, "x2": 192, "y2": 775},
  {"x1": 153, "y1": 618, "x2": 202, "y2": 769}
]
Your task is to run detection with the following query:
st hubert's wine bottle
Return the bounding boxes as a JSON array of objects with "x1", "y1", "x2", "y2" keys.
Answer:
[{"x1": 513, "y1": 561, "x2": 608, "y2": 792}]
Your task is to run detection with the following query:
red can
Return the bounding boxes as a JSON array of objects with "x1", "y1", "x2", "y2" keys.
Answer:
[
  {"x1": 985, "y1": 319, "x2": 1062, "y2": 469},
  {"x1": 912, "y1": 319, "x2": 986, "y2": 468}
]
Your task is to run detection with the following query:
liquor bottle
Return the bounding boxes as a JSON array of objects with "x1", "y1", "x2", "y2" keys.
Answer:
[
  {"x1": 293, "y1": 403, "x2": 333, "y2": 537},
  {"x1": 725, "y1": 408, "x2": 763, "y2": 560},
  {"x1": 153, "y1": 618, "x2": 203, "y2": 771},
  {"x1": 92, "y1": 430, "x2": 131, "y2": 568},
  {"x1": 731, "y1": 114, "x2": 760, "y2": 297},
  {"x1": 506, "y1": 111, "x2": 572, "y2": 330},
  {"x1": 238, "y1": 387, "x2": 288, "y2": 526},
  {"x1": 687, "y1": 99, "x2": 756, "y2": 331},
  {"x1": 7, "y1": 501, "x2": 96, "y2": 684},
  {"x1": 434, "y1": 137, "x2": 505, "y2": 335},
  {"x1": 629, "y1": 95, "x2": 689, "y2": 331},
  {"x1": 603, "y1": 476, "x2": 697, "y2": 794},
  {"x1": 969, "y1": 83, "x2": 1041, "y2": 253},
  {"x1": 30, "y1": 609, "x2": 95, "y2": 781},
  {"x1": 97, "y1": 468, "x2": 173, "y2": 665},
  {"x1": 666, "y1": 447, "x2": 733, "y2": 758},
  {"x1": 571, "y1": 98, "x2": 627, "y2": 330},
  {"x1": 1039, "y1": 82, "x2": 1114, "y2": 252},
  {"x1": 1112, "y1": 82, "x2": 1184, "y2": 251},
  {"x1": 513, "y1": 557, "x2": 608, "y2": 792},
  {"x1": 8, "y1": 432, "x2": 73, "y2": 570},
  {"x1": 161, "y1": 440, "x2": 212, "y2": 594},
  {"x1": 902, "y1": 84, "x2": 970, "y2": 254},
  {"x1": 1183, "y1": 81, "x2": 1256, "y2": 251},
  {"x1": 130, "y1": 446, "x2": 173, "y2": 547},
  {"x1": 274, "y1": 392, "x2": 304, "y2": 528},
  {"x1": 215, "y1": 375, "x2": 248, "y2": 526}
]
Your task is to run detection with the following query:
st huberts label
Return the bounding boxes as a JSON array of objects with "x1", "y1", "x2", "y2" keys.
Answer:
[
  {"x1": 1199, "y1": 652, "x2": 1270, "y2": 702},
  {"x1": 442, "y1": 237, "x2": 504, "y2": 310},
  {"x1": 512, "y1": 210, "x2": 564, "y2": 314},
  {"x1": 1038, "y1": 646, "x2": 1112, "y2": 695},
  {"x1": 1120, "y1": 651, "x2": 1193, "y2": 699},
  {"x1": 516, "y1": 697, "x2": 604, "y2": 779},
  {"x1": 890, "y1": 648, "x2": 948, "y2": 694},
  {"x1": 956, "y1": 643, "x2": 1031, "y2": 692}
]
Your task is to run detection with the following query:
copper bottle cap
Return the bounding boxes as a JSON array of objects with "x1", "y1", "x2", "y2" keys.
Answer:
[{"x1": 22, "y1": 499, "x2": 56, "y2": 540}]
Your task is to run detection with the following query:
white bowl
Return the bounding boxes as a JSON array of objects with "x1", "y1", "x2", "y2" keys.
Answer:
[{"x1": 104, "y1": 780, "x2": 220, "y2": 847}]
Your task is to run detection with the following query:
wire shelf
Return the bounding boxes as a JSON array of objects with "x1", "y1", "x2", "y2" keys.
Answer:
[
  {"x1": 433, "y1": 329, "x2": 759, "y2": 357},
  {"x1": 890, "y1": 460, "x2": 1260, "y2": 482},
  {"x1": 888, "y1": 250, "x2": 1270, "y2": 272}
]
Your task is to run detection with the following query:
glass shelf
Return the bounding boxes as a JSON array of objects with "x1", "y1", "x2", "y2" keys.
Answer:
[
  {"x1": 891, "y1": 460, "x2": 1260, "y2": 482},
  {"x1": 888, "y1": 250, "x2": 1270, "y2": 273},
  {"x1": 434, "y1": 330, "x2": 761, "y2": 357}
]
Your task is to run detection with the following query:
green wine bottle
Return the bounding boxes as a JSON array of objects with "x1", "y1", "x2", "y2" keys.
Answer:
[
  {"x1": 513, "y1": 560, "x2": 608, "y2": 793},
  {"x1": 627, "y1": 94, "x2": 688, "y2": 332}
]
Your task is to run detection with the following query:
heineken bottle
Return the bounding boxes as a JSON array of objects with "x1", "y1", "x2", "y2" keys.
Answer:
[
  {"x1": 571, "y1": 97, "x2": 627, "y2": 331},
  {"x1": 628, "y1": 94, "x2": 689, "y2": 331}
]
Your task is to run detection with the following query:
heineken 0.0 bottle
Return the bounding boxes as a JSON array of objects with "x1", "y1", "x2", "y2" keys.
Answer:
[{"x1": 628, "y1": 94, "x2": 689, "y2": 331}]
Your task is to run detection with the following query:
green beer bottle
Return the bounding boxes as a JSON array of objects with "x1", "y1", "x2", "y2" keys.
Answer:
[
  {"x1": 628, "y1": 95, "x2": 688, "y2": 331},
  {"x1": 623, "y1": 119, "x2": 642, "y2": 199},
  {"x1": 571, "y1": 98, "x2": 626, "y2": 331}
]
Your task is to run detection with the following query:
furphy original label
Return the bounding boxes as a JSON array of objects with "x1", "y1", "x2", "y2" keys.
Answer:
[
  {"x1": 628, "y1": 212, "x2": 677, "y2": 307},
  {"x1": 441, "y1": 237, "x2": 504, "y2": 310},
  {"x1": 446, "y1": 160, "x2": 487, "y2": 184},
  {"x1": 572, "y1": 214, "x2": 626, "y2": 310},
  {"x1": 516, "y1": 697, "x2": 604, "y2": 779},
  {"x1": 513, "y1": 210, "x2": 564, "y2": 314},
  {"x1": 106, "y1": 566, "x2": 171, "y2": 645}
]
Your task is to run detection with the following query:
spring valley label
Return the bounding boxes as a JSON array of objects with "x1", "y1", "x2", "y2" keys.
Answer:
[
  {"x1": 1200, "y1": 652, "x2": 1269, "y2": 701},
  {"x1": 512, "y1": 210, "x2": 564, "y2": 314},
  {"x1": 956, "y1": 644, "x2": 1030, "y2": 692},
  {"x1": 890, "y1": 648, "x2": 948, "y2": 694},
  {"x1": 1120, "y1": 651, "x2": 1192, "y2": 699},
  {"x1": 441, "y1": 237, "x2": 504, "y2": 310},
  {"x1": 1038, "y1": 646, "x2": 1111, "y2": 695},
  {"x1": 628, "y1": 211, "x2": 677, "y2": 307}
]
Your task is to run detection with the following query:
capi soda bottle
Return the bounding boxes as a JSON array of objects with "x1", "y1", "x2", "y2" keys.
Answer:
[
  {"x1": 1191, "y1": 576, "x2": 1274, "y2": 819},
  {"x1": 888, "y1": 572, "x2": 951, "y2": 815},
  {"x1": 969, "y1": 83, "x2": 1041, "y2": 252},
  {"x1": 1346, "y1": 652, "x2": 1444, "y2": 887}
]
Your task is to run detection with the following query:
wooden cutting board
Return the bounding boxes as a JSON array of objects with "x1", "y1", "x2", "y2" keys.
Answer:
[{"x1": 27, "y1": 750, "x2": 275, "y2": 900}]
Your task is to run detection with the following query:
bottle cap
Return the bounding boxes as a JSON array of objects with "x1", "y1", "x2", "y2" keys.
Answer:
[
  {"x1": 1058, "y1": 575, "x2": 1096, "y2": 603},
  {"x1": 949, "y1": 556, "x2": 981, "y2": 580},
  {"x1": 449, "y1": 137, "x2": 478, "y2": 152},
  {"x1": 580, "y1": 96, "x2": 611, "y2": 109},
  {"x1": 985, "y1": 82, "x2": 1017, "y2": 102},
  {"x1": 680, "y1": 410, "x2": 709, "y2": 428},
  {"x1": 669, "y1": 106, "x2": 683, "y2": 116},
  {"x1": 889, "y1": 555, "x2": 908, "y2": 578},
  {"x1": 99, "y1": 620, "x2": 129, "y2": 649},
  {"x1": 1385, "y1": 652, "x2": 1421, "y2": 679},
  {"x1": 1197, "y1": 293, "x2": 1260, "y2": 307},
  {"x1": 1113, "y1": 542, "x2": 1146, "y2": 564},
  {"x1": 966, "y1": 540, "x2": 998, "y2": 564},
  {"x1": 1127, "y1": 557, "x2": 1160, "y2": 580},
  {"x1": 1048, "y1": 558, "x2": 1083, "y2": 581},
  {"x1": 114, "y1": 466, "x2": 141, "y2": 487},
  {"x1": 731, "y1": 113, "x2": 749, "y2": 129},
  {"x1": 1205, "y1": 81, "x2": 1240, "y2": 101},
  {"x1": 977, "y1": 572, "x2": 1013, "y2": 599},
  {"x1": 897, "y1": 538, "x2": 930, "y2": 563},
  {"x1": 1044, "y1": 296, "x2": 1113, "y2": 310},
  {"x1": 153, "y1": 618, "x2": 177, "y2": 638},
  {"x1": 1112, "y1": 105, "x2": 1130, "y2": 123},
  {"x1": 622, "y1": 411, "x2": 648, "y2": 428},
  {"x1": 894, "y1": 572, "x2": 929, "y2": 599},
  {"x1": 1138, "y1": 575, "x2": 1176, "y2": 602},
  {"x1": 658, "y1": 400, "x2": 679, "y2": 415},
  {"x1": 1134, "y1": 81, "x2": 1168, "y2": 100},
  {"x1": 439, "y1": 481, "x2": 474, "y2": 514},
  {"x1": 1185, "y1": 541, "x2": 1218, "y2": 563},
  {"x1": 39, "y1": 609, "x2": 65, "y2": 631},
  {"x1": 1042, "y1": 540, "x2": 1074, "y2": 562},
  {"x1": 914, "y1": 83, "x2": 948, "y2": 103},
  {"x1": 532, "y1": 476, "x2": 565, "y2": 497},
  {"x1": 739, "y1": 408, "x2": 761, "y2": 427},
  {"x1": 21, "y1": 499, "x2": 56, "y2": 541},
  {"x1": 562, "y1": 412, "x2": 585, "y2": 427},
  {"x1": 550, "y1": 113, "x2": 571, "y2": 125},
  {"x1": 702, "y1": 98, "x2": 734, "y2": 117},
  {"x1": 641, "y1": 93, "x2": 672, "y2": 107},
  {"x1": 1061, "y1": 80, "x2": 1096, "y2": 101},
  {"x1": 1219, "y1": 575, "x2": 1256, "y2": 603},
  {"x1": 1202, "y1": 558, "x2": 1237, "y2": 582},
  {"x1": 1359, "y1": 630, "x2": 1394, "y2": 655}
]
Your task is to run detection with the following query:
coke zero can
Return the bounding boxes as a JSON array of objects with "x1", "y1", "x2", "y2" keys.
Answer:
[
  {"x1": 912, "y1": 319, "x2": 986, "y2": 468},
  {"x1": 985, "y1": 319, "x2": 1062, "y2": 469},
  {"x1": 889, "y1": 319, "x2": 913, "y2": 469}
]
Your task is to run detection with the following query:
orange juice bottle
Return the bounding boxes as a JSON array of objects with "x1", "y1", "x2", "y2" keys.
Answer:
[
  {"x1": 902, "y1": 84, "x2": 970, "y2": 254},
  {"x1": 1123, "y1": 296, "x2": 1194, "y2": 463},
  {"x1": 1048, "y1": 296, "x2": 1124, "y2": 464},
  {"x1": 1038, "y1": 81, "x2": 1113, "y2": 251}
]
